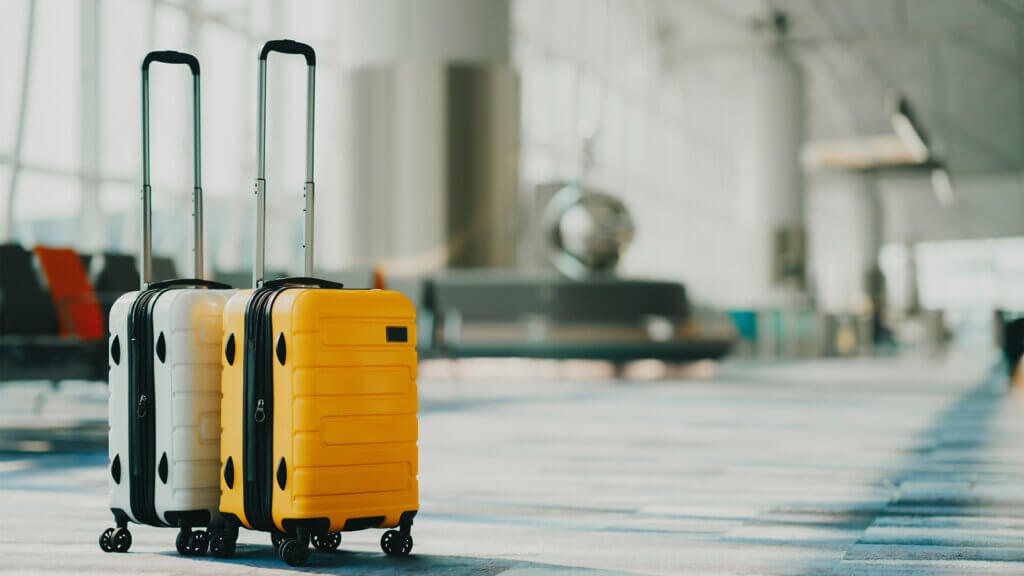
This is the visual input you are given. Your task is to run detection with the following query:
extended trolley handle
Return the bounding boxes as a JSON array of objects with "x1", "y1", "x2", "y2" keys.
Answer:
[
  {"x1": 140, "y1": 50, "x2": 203, "y2": 290},
  {"x1": 254, "y1": 40, "x2": 316, "y2": 288}
]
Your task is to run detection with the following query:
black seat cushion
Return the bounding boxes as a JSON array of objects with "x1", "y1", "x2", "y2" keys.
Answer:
[
  {"x1": 0, "y1": 244, "x2": 59, "y2": 336},
  {"x1": 151, "y1": 256, "x2": 178, "y2": 283},
  {"x1": 93, "y1": 253, "x2": 139, "y2": 294}
]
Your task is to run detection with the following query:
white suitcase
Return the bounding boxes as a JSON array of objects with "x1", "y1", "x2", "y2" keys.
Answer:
[{"x1": 99, "y1": 51, "x2": 234, "y2": 557}]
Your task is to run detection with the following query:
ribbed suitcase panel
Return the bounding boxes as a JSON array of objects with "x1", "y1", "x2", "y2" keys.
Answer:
[
  {"x1": 271, "y1": 288, "x2": 419, "y2": 533},
  {"x1": 107, "y1": 293, "x2": 138, "y2": 522},
  {"x1": 291, "y1": 435, "x2": 419, "y2": 471},
  {"x1": 218, "y1": 290, "x2": 252, "y2": 527},
  {"x1": 153, "y1": 290, "x2": 232, "y2": 521}
]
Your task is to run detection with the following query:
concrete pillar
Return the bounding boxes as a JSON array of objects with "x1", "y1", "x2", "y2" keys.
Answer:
[
  {"x1": 329, "y1": 0, "x2": 516, "y2": 274},
  {"x1": 738, "y1": 43, "x2": 806, "y2": 306},
  {"x1": 3, "y1": 0, "x2": 36, "y2": 244},
  {"x1": 78, "y1": 0, "x2": 103, "y2": 253}
]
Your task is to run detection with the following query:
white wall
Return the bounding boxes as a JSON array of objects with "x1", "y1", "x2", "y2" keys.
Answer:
[
  {"x1": 514, "y1": 0, "x2": 1024, "y2": 312},
  {"x1": 881, "y1": 171, "x2": 1024, "y2": 243},
  {"x1": 513, "y1": 0, "x2": 797, "y2": 308}
]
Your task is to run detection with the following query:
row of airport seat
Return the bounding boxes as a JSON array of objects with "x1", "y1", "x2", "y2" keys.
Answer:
[
  {"x1": 0, "y1": 243, "x2": 179, "y2": 339},
  {"x1": 2, "y1": 247, "x2": 731, "y2": 382},
  {"x1": 0, "y1": 244, "x2": 178, "y2": 381}
]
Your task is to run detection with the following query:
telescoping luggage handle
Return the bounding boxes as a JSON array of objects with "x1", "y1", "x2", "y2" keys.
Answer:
[
  {"x1": 254, "y1": 40, "x2": 316, "y2": 289},
  {"x1": 140, "y1": 50, "x2": 204, "y2": 290}
]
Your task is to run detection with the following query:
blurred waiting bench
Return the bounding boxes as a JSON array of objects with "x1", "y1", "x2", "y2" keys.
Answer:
[{"x1": 2, "y1": 249, "x2": 734, "y2": 384}]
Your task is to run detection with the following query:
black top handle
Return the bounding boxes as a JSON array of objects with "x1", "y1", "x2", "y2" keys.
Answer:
[
  {"x1": 142, "y1": 50, "x2": 200, "y2": 75},
  {"x1": 261, "y1": 276, "x2": 343, "y2": 290},
  {"x1": 259, "y1": 40, "x2": 315, "y2": 66},
  {"x1": 147, "y1": 278, "x2": 232, "y2": 291}
]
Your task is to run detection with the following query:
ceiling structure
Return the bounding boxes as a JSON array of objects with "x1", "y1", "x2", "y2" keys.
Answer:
[{"x1": 658, "y1": 0, "x2": 1024, "y2": 176}]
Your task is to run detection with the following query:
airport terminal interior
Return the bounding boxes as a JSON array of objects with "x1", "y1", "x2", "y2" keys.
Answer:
[{"x1": 2, "y1": 0, "x2": 1024, "y2": 574}]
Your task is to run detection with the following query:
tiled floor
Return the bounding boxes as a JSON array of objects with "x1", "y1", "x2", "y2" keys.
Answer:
[{"x1": 2, "y1": 353, "x2": 1023, "y2": 575}]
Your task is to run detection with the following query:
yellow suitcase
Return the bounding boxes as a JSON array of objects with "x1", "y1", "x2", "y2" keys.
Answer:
[{"x1": 211, "y1": 40, "x2": 418, "y2": 567}]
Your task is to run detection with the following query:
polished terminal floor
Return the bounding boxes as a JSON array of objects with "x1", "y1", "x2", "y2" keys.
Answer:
[{"x1": 1, "y1": 354, "x2": 1023, "y2": 575}]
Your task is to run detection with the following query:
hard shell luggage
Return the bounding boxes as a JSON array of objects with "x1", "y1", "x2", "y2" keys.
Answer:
[
  {"x1": 99, "y1": 51, "x2": 234, "y2": 556},
  {"x1": 213, "y1": 40, "x2": 419, "y2": 567}
]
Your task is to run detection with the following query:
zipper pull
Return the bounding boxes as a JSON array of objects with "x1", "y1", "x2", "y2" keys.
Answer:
[
  {"x1": 137, "y1": 394, "x2": 148, "y2": 418},
  {"x1": 254, "y1": 399, "x2": 265, "y2": 423}
]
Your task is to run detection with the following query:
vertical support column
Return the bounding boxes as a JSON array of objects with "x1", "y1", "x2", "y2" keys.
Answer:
[
  {"x1": 4, "y1": 0, "x2": 37, "y2": 243},
  {"x1": 738, "y1": 41, "x2": 806, "y2": 307},
  {"x1": 262, "y1": 0, "x2": 289, "y2": 277},
  {"x1": 79, "y1": 0, "x2": 104, "y2": 252},
  {"x1": 333, "y1": 0, "x2": 514, "y2": 273}
]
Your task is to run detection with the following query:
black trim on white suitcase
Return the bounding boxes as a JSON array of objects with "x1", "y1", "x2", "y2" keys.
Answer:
[{"x1": 127, "y1": 287, "x2": 165, "y2": 527}]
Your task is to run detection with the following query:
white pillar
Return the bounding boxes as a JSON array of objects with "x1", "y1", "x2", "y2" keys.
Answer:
[
  {"x1": 329, "y1": 0, "x2": 514, "y2": 274},
  {"x1": 737, "y1": 44, "x2": 806, "y2": 307},
  {"x1": 335, "y1": 0, "x2": 509, "y2": 68},
  {"x1": 4, "y1": 0, "x2": 37, "y2": 244},
  {"x1": 78, "y1": 0, "x2": 103, "y2": 252}
]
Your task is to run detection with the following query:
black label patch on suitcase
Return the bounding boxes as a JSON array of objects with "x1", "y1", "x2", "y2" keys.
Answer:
[
  {"x1": 156, "y1": 332, "x2": 166, "y2": 363},
  {"x1": 224, "y1": 456, "x2": 234, "y2": 489},
  {"x1": 111, "y1": 454, "x2": 121, "y2": 484},
  {"x1": 276, "y1": 458, "x2": 287, "y2": 490},
  {"x1": 343, "y1": 516, "x2": 385, "y2": 531},
  {"x1": 276, "y1": 334, "x2": 286, "y2": 365},
  {"x1": 158, "y1": 453, "x2": 168, "y2": 484},
  {"x1": 386, "y1": 326, "x2": 408, "y2": 343},
  {"x1": 225, "y1": 333, "x2": 235, "y2": 365},
  {"x1": 111, "y1": 335, "x2": 121, "y2": 365}
]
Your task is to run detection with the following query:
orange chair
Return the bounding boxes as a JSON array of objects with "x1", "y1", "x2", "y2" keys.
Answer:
[{"x1": 33, "y1": 246, "x2": 104, "y2": 340}]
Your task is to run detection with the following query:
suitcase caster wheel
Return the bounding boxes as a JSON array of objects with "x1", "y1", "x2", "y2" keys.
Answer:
[
  {"x1": 311, "y1": 531, "x2": 341, "y2": 552},
  {"x1": 176, "y1": 529, "x2": 208, "y2": 556},
  {"x1": 190, "y1": 530, "x2": 210, "y2": 556},
  {"x1": 176, "y1": 531, "x2": 189, "y2": 555},
  {"x1": 278, "y1": 538, "x2": 309, "y2": 567},
  {"x1": 271, "y1": 532, "x2": 286, "y2": 552},
  {"x1": 99, "y1": 528, "x2": 115, "y2": 553},
  {"x1": 381, "y1": 530, "x2": 412, "y2": 557},
  {"x1": 111, "y1": 527, "x2": 132, "y2": 553},
  {"x1": 209, "y1": 529, "x2": 236, "y2": 558}
]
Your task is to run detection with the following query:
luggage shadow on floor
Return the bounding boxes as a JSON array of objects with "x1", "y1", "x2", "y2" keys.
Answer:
[{"x1": 169, "y1": 544, "x2": 637, "y2": 575}]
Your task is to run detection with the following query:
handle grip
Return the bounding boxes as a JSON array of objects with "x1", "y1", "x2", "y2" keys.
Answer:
[
  {"x1": 254, "y1": 40, "x2": 317, "y2": 288},
  {"x1": 261, "y1": 276, "x2": 343, "y2": 290},
  {"x1": 140, "y1": 50, "x2": 204, "y2": 288},
  {"x1": 259, "y1": 40, "x2": 316, "y2": 66},
  {"x1": 142, "y1": 50, "x2": 199, "y2": 75},
  {"x1": 147, "y1": 278, "x2": 232, "y2": 290}
]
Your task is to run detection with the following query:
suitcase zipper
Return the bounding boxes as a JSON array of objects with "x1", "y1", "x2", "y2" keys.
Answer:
[
  {"x1": 127, "y1": 288, "x2": 166, "y2": 526},
  {"x1": 242, "y1": 286, "x2": 283, "y2": 532}
]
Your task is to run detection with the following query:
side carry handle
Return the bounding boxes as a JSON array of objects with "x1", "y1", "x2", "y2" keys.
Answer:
[
  {"x1": 147, "y1": 278, "x2": 232, "y2": 291},
  {"x1": 261, "y1": 276, "x2": 343, "y2": 290},
  {"x1": 140, "y1": 50, "x2": 203, "y2": 289},
  {"x1": 254, "y1": 39, "x2": 316, "y2": 289}
]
